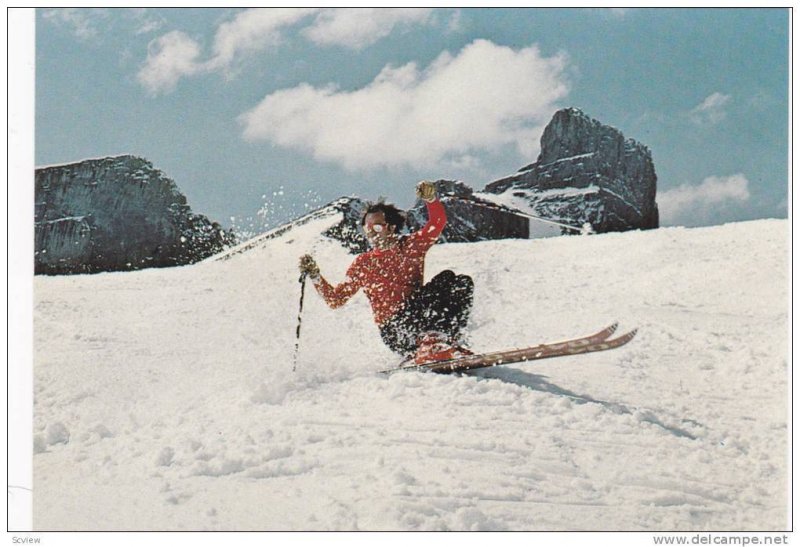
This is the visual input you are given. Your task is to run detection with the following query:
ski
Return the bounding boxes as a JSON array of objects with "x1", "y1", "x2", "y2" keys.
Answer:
[{"x1": 380, "y1": 323, "x2": 636, "y2": 375}]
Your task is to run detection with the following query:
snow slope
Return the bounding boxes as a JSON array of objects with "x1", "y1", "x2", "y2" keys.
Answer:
[{"x1": 32, "y1": 217, "x2": 789, "y2": 531}]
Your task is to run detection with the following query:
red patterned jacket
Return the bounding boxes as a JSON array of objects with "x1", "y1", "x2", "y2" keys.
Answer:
[{"x1": 312, "y1": 200, "x2": 446, "y2": 325}]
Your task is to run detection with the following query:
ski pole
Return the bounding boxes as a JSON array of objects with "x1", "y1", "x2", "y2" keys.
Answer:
[{"x1": 292, "y1": 272, "x2": 308, "y2": 372}]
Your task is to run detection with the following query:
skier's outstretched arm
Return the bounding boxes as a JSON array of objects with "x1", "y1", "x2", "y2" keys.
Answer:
[
  {"x1": 299, "y1": 254, "x2": 362, "y2": 309},
  {"x1": 408, "y1": 181, "x2": 446, "y2": 250}
]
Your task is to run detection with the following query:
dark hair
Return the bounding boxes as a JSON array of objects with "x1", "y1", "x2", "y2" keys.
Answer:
[{"x1": 361, "y1": 201, "x2": 406, "y2": 233}]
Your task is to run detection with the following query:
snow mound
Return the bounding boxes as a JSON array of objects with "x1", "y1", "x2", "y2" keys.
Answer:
[{"x1": 32, "y1": 219, "x2": 788, "y2": 530}]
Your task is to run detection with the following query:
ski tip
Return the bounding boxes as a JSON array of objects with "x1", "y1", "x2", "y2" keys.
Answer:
[
  {"x1": 593, "y1": 322, "x2": 618, "y2": 341},
  {"x1": 599, "y1": 328, "x2": 638, "y2": 348}
]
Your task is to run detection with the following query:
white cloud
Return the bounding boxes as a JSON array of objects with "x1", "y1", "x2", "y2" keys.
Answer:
[
  {"x1": 239, "y1": 39, "x2": 569, "y2": 171},
  {"x1": 690, "y1": 92, "x2": 732, "y2": 125},
  {"x1": 659, "y1": 174, "x2": 751, "y2": 226},
  {"x1": 302, "y1": 8, "x2": 434, "y2": 50},
  {"x1": 129, "y1": 9, "x2": 165, "y2": 36},
  {"x1": 206, "y1": 8, "x2": 319, "y2": 72},
  {"x1": 137, "y1": 8, "x2": 454, "y2": 95},
  {"x1": 43, "y1": 8, "x2": 161, "y2": 39},
  {"x1": 445, "y1": 9, "x2": 464, "y2": 33},
  {"x1": 137, "y1": 31, "x2": 204, "y2": 95},
  {"x1": 137, "y1": 8, "x2": 317, "y2": 95},
  {"x1": 42, "y1": 8, "x2": 108, "y2": 40},
  {"x1": 135, "y1": 19, "x2": 163, "y2": 36}
]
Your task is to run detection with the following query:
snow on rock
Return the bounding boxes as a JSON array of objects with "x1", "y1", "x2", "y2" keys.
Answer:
[{"x1": 32, "y1": 218, "x2": 788, "y2": 530}]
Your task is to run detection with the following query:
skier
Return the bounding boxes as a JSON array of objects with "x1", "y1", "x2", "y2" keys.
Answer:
[{"x1": 298, "y1": 181, "x2": 474, "y2": 362}]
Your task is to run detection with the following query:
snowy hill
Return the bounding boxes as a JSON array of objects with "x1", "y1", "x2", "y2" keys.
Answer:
[{"x1": 32, "y1": 217, "x2": 788, "y2": 531}]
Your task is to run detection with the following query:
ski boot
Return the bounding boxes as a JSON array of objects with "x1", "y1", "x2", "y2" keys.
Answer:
[{"x1": 413, "y1": 331, "x2": 473, "y2": 365}]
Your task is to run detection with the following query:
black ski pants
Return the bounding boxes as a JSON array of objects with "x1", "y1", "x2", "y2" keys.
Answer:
[{"x1": 379, "y1": 270, "x2": 474, "y2": 355}]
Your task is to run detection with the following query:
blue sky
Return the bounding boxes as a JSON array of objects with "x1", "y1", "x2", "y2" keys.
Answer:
[{"x1": 34, "y1": 7, "x2": 789, "y2": 232}]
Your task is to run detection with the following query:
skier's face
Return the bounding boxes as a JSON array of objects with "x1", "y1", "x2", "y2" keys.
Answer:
[{"x1": 363, "y1": 212, "x2": 398, "y2": 249}]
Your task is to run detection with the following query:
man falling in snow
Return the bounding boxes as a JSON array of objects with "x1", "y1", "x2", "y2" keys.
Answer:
[{"x1": 299, "y1": 181, "x2": 474, "y2": 363}]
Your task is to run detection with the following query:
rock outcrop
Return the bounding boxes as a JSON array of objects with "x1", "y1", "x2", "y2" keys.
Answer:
[
  {"x1": 35, "y1": 155, "x2": 235, "y2": 275},
  {"x1": 484, "y1": 108, "x2": 659, "y2": 233}
]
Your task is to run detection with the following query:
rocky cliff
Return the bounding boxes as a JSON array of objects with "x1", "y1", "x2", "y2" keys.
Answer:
[
  {"x1": 35, "y1": 155, "x2": 235, "y2": 275},
  {"x1": 484, "y1": 108, "x2": 659, "y2": 233}
]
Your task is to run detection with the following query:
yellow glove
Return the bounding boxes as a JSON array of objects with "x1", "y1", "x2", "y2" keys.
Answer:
[
  {"x1": 415, "y1": 180, "x2": 437, "y2": 203},
  {"x1": 299, "y1": 254, "x2": 320, "y2": 278}
]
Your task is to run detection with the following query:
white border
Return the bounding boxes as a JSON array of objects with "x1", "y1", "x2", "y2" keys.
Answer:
[{"x1": 7, "y1": 7, "x2": 35, "y2": 531}]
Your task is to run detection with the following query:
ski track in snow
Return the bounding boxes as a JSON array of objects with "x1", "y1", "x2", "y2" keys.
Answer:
[{"x1": 31, "y1": 218, "x2": 788, "y2": 531}]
